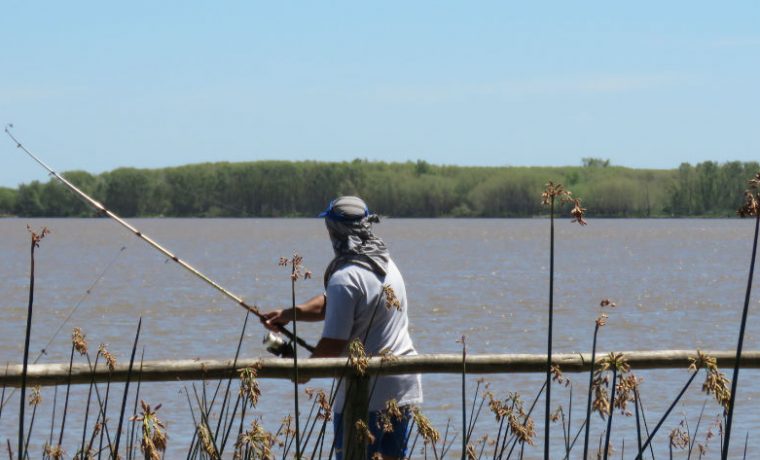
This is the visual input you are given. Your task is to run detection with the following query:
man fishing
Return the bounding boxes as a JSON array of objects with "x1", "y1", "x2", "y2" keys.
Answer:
[{"x1": 263, "y1": 195, "x2": 423, "y2": 460}]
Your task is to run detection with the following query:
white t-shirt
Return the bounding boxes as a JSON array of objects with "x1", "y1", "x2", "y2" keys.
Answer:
[{"x1": 323, "y1": 258, "x2": 423, "y2": 412}]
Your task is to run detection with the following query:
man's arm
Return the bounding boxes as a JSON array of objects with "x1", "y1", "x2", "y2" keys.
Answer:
[
  {"x1": 310, "y1": 337, "x2": 349, "y2": 358},
  {"x1": 262, "y1": 293, "x2": 326, "y2": 330}
]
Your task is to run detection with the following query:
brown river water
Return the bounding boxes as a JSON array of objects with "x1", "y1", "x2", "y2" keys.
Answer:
[{"x1": 1, "y1": 218, "x2": 759, "y2": 458}]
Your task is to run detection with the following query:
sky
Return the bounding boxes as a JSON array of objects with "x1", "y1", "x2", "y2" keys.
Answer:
[{"x1": 1, "y1": 1, "x2": 759, "y2": 187}]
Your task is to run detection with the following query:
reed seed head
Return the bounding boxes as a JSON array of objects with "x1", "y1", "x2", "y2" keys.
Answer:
[
  {"x1": 45, "y1": 444, "x2": 64, "y2": 460},
  {"x1": 569, "y1": 197, "x2": 588, "y2": 226},
  {"x1": 281, "y1": 252, "x2": 310, "y2": 282},
  {"x1": 386, "y1": 399, "x2": 403, "y2": 421},
  {"x1": 27, "y1": 225, "x2": 51, "y2": 247},
  {"x1": 130, "y1": 400, "x2": 167, "y2": 460},
  {"x1": 307, "y1": 388, "x2": 332, "y2": 421},
  {"x1": 737, "y1": 190, "x2": 759, "y2": 217},
  {"x1": 508, "y1": 412, "x2": 536, "y2": 446},
  {"x1": 592, "y1": 381, "x2": 610, "y2": 419},
  {"x1": 236, "y1": 419, "x2": 274, "y2": 459},
  {"x1": 354, "y1": 419, "x2": 376, "y2": 445},
  {"x1": 466, "y1": 443, "x2": 477, "y2": 460},
  {"x1": 541, "y1": 182, "x2": 588, "y2": 224},
  {"x1": 669, "y1": 422, "x2": 690, "y2": 450},
  {"x1": 703, "y1": 368, "x2": 731, "y2": 413},
  {"x1": 688, "y1": 350, "x2": 717, "y2": 373},
  {"x1": 486, "y1": 392, "x2": 534, "y2": 445},
  {"x1": 737, "y1": 171, "x2": 760, "y2": 217},
  {"x1": 614, "y1": 373, "x2": 640, "y2": 416},
  {"x1": 28, "y1": 385, "x2": 41, "y2": 406},
  {"x1": 98, "y1": 344, "x2": 116, "y2": 372},
  {"x1": 595, "y1": 313, "x2": 608, "y2": 327},
  {"x1": 598, "y1": 352, "x2": 630, "y2": 374},
  {"x1": 599, "y1": 299, "x2": 616, "y2": 308},
  {"x1": 382, "y1": 284, "x2": 402, "y2": 311},
  {"x1": 379, "y1": 347, "x2": 398, "y2": 363},
  {"x1": 688, "y1": 350, "x2": 732, "y2": 411},
  {"x1": 378, "y1": 399, "x2": 404, "y2": 432},
  {"x1": 486, "y1": 391, "x2": 508, "y2": 421},
  {"x1": 72, "y1": 327, "x2": 88, "y2": 356},
  {"x1": 239, "y1": 363, "x2": 262, "y2": 408},
  {"x1": 348, "y1": 339, "x2": 369, "y2": 376},
  {"x1": 378, "y1": 413, "x2": 394, "y2": 433},
  {"x1": 749, "y1": 171, "x2": 760, "y2": 188},
  {"x1": 197, "y1": 422, "x2": 219, "y2": 459},
  {"x1": 541, "y1": 182, "x2": 568, "y2": 206},
  {"x1": 550, "y1": 363, "x2": 570, "y2": 387},
  {"x1": 412, "y1": 407, "x2": 440, "y2": 444}
]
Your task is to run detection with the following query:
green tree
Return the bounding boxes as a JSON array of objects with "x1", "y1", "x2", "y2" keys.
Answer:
[{"x1": 0, "y1": 187, "x2": 17, "y2": 215}]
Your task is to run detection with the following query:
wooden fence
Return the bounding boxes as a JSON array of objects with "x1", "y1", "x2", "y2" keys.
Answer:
[{"x1": 3, "y1": 350, "x2": 759, "y2": 387}]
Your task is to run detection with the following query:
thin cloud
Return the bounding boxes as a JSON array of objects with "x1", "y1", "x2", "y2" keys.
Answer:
[
  {"x1": 711, "y1": 37, "x2": 760, "y2": 48},
  {"x1": 497, "y1": 74, "x2": 683, "y2": 95},
  {"x1": 0, "y1": 86, "x2": 85, "y2": 104},
  {"x1": 368, "y1": 73, "x2": 684, "y2": 103}
]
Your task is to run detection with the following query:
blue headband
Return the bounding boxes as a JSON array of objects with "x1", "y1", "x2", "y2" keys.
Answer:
[{"x1": 318, "y1": 199, "x2": 371, "y2": 222}]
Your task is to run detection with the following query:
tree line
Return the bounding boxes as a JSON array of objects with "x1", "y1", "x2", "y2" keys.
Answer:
[{"x1": 1, "y1": 159, "x2": 757, "y2": 218}]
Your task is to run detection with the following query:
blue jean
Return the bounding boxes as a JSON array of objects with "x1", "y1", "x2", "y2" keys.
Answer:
[{"x1": 333, "y1": 406, "x2": 413, "y2": 460}]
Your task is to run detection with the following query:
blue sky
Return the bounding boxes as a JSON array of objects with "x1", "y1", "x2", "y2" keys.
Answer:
[{"x1": 1, "y1": 2, "x2": 759, "y2": 187}]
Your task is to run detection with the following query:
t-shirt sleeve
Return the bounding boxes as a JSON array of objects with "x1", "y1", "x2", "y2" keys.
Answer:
[{"x1": 322, "y1": 278, "x2": 360, "y2": 341}]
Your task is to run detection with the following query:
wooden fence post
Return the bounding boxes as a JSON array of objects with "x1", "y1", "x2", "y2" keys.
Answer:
[{"x1": 343, "y1": 374, "x2": 370, "y2": 460}]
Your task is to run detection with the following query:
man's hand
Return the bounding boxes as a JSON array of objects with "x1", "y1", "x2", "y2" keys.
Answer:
[
  {"x1": 262, "y1": 295, "x2": 327, "y2": 331},
  {"x1": 261, "y1": 308, "x2": 292, "y2": 331}
]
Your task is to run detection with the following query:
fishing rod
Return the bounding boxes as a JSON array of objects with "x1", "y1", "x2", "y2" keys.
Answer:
[{"x1": 4, "y1": 124, "x2": 314, "y2": 356}]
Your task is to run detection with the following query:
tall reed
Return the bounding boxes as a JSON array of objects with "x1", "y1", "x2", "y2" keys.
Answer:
[
  {"x1": 540, "y1": 182, "x2": 586, "y2": 459},
  {"x1": 113, "y1": 317, "x2": 142, "y2": 458},
  {"x1": 598, "y1": 353, "x2": 629, "y2": 460},
  {"x1": 459, "y1": 335, "x2": 467, "y2": 460},
  {"x1": 583, "y1": 306, "x2": 609, "y2": 460},
  {"x1": 723, "y1": 171, "x2": 760, "y2": 459},
  {"x1": 19, "y1": 226, "x2": 49, "y2": 459},
  {"x1": 280, "y1": 253, "x2": 311, "y2": 459}
]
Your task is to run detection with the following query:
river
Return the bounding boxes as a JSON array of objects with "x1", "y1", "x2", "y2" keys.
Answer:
[{"x1": 1, "y1": 218, "x2": 759, "y2": 458}]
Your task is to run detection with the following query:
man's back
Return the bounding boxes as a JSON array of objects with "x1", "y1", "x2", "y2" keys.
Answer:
[{"x1": 323, "y1": 258, "x2": 423, "y2": 412}]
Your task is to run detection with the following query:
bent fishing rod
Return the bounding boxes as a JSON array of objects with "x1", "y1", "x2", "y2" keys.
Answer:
[{"x1": 4, "y1": 125, "x2": 314, "y2": 356}]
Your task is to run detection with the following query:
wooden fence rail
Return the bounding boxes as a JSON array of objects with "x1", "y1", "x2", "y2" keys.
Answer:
[{"x1": 2, "y1": 350, "x2": 759, "y2": 388}]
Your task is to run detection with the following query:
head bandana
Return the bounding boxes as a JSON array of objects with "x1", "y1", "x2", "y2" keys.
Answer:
[{"x1": 321, "y1": 196, "x2": 390, "y2": 287}]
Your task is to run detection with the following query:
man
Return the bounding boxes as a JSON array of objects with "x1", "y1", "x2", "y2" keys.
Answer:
[{"x1": 263, "y1": 196, "x2": 423, "y2": 460}]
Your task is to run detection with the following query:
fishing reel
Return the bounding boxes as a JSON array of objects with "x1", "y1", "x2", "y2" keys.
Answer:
[{"x1": 263, "y1": 332, "x2": 295, "y2": 358}]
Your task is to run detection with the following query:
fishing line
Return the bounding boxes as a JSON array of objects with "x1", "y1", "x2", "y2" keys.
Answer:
[
  {"x1": 4, "y1": 125, "x2": 314, "y2": 354},
  {"x1": 0, "y1": 245, "x2": 127, "y2": 411},
  {"x1": 34, "y1": 245, "x2": 127, "y2": 364}
]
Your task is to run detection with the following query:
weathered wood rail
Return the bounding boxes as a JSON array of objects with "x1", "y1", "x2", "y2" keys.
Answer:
[{"x1": 2, "y1": 350, "x2": 759, "y2": 387}]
